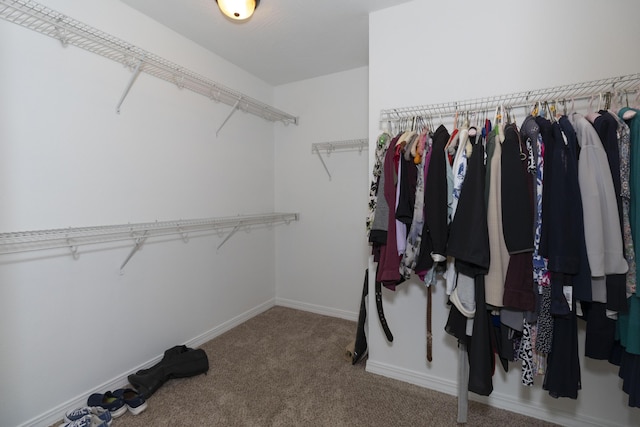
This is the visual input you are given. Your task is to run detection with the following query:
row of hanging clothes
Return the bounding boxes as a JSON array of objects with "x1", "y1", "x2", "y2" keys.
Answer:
[{"x1": 366, "y1": 94, "x2": 640, "y2": 408}]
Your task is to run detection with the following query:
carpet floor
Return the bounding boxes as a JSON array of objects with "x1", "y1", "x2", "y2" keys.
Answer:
[{"x1": 59, "y1": 306, "x2": 561, "y2": 426}]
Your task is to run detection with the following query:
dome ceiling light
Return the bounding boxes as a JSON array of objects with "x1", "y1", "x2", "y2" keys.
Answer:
[{"x1": 215, "y1": 0, "x2": 260, "y2": 21}]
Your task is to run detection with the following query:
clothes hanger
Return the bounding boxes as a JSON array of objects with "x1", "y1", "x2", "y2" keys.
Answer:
[
  {"x1": 552, "y1": 100, "x2": 568, "y2": 145},
  {"x1": 604, "y1": 92, "x2": 612, "y2": 111},
  {"x1": 457, "y1": 111, "x2": 471, "y2": 153},
  {"x1": 586, "y1": 94, "x2": 602, "y2": 123},
  {"x1": 445, "y1": 109, "x2": 461, "y2": 152},
  {"x1": 508, "y1": 105, "x2": 516, "y2": 125},
  {"x1": 552, "y1": 100, "x2": 560, "y2": 120},
  {"x1": 622, "y1": 88, "x2": 639, "y2": 119},
  {"x1": 468, "y1": 111, "x2": 478, "y2": 137},
  {"x1": 610, "y1": 90, "x2": 621, "y2": 113},
  {"x1": 414, "y1": 118, "x2": 429, "y2": 164},
  {"x1": 482, "y1": 108, "x2": 490, "y2": 140},
  {"x1": 410, "y1": 117, "x2": 424, "y2": 158},
  {"x1": 553, "y1": 99, "x2": 563, "y2": 121},
  {"x1": 396, "y1": 118, "x2": 411, "y2": 146},
  {"x1": 542, "y1": 101, "x2": 554, "y2": 123},
  {"x1": 464, "y1": 110, "x2": 476, "y2": 155},
  {"x1": 382, "y1": 120, "x2": 391, "y2": 135},
  {"x1": 587, "y1": 95, "x2": 595, "y2": 113},
  {"x1": 531, "y1": 100, "x2": 540, "y2": 117}
]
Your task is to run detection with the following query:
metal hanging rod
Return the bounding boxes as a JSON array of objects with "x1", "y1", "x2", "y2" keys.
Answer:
[
  {"x1": 0, "y1": 0, "x2": 298, "y2": 127},
  {"x1": 311, "y1": 138, "x2": 368, "y2": 181},
  {"x1": 0, "y1": 212, "x2": 299, "y2": 260},
  {"x1": 379, "y1": 73, "x2": 640, "y2": 125}
]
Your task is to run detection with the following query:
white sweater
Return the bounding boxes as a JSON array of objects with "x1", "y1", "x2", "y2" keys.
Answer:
[{"x1": 569, "y1": 113, "x2": 628, "y2": 277}]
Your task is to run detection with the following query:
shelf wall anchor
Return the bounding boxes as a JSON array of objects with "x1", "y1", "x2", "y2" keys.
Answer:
[
  {"x1": 66, "y1": 237, "x2": 79, "y2": 260},
  {"x1": 177, "y1": 225, "x2": 189, "y2": 243}
]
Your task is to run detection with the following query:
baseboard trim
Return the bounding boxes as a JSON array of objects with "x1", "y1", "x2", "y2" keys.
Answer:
[
  {"x1": 365, "y1": 359, "x2": 621, "y2": 427},
  {"x1": 20, "y1": 299, "x2": 277, "y2": 427},
  {"x1": 186, "y1": 299, "x2": 276, "y2": 349},
  {"x1": 275, "y1": 297, "x2": 358, "y2": 321}
]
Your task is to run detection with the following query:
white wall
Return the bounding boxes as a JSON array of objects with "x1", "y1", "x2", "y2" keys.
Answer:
[
  {"x1": 0, "y1": 1, "x2": 284, "y2": 426},
  {"x1": 274, "y1": 67, "x2": 370, "y2": 320},
  {"x1": 368, "y1": 1, "x2": 640, "y2": 426}
]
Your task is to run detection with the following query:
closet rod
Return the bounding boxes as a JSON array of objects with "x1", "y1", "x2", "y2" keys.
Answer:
[
  {"x1": 311, "y1": 138, "x2": 368, "y2": 180},
  {"x1": 379, "y1": 73, "x2": 640, "y2": 124},
  {"x1": 0, "y1": 212, "x2": 299, "y2": 256},
  {"x1": 0, "y1": 0, "x2": 298, "y2": 125}
]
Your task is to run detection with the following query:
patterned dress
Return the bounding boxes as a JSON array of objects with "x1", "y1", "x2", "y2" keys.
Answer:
[
  {"x1": 610, "y1": 112, "x2": 636, "y2": 297},
  {"x1": 366, "y1": 133, "x2": 391, "y2": 235},
  {"x1": 400, "y1": 132, "x2": 428, "y2": 278}
]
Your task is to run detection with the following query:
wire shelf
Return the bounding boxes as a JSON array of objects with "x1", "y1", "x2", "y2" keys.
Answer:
[
  {"x1": 0, "y1": 0, "x2": 298, "y2": 125},
  {"x1": 311, "y1": 139, "x2": 368, "y2": 154},
  {"x1": 380, "y1": 73, "x2": 640, "y2": 125},
  {"x1": 0, "y1": 212, "x2": 299, "y2": 256},
  {"x1": 310, "y1": 138, "x2": 368, "y2": 180}
]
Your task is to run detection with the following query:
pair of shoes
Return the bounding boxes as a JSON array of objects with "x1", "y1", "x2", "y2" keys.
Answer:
[
  {"x1": 86, "y1": 391, "x2": 126, "y2": 418},
  {"x1": 64, "y1": 407, "x2": 111, "y2": 425},
  {"x1": 113, "y1": 388, "x2": 147, "y2": 415},
  {"x1": 59, "y1": 414, "x2": 108, "y2": 427}
]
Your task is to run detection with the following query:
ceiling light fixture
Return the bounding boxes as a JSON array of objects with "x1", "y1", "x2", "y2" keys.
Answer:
[{"x1": 215, "y1": 0, "x2": 260, "y2": 21}]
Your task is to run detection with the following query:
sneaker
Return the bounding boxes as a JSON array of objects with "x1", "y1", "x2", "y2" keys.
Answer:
[
  {"x1": 64, "y1": 407, "x2": 112, "y2": 425},
  {"x1": 59, "y1": 414, "x2": 109, "y2": 427},
  {"x1": 113, "y1": 388, "x2": 148, "y2": 415},
  {"x1": 86, "y1": 391, "x2": 126, "y2": 418}
]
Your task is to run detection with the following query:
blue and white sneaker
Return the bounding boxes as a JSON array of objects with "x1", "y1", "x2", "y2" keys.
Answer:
[
  {"x1": 113, "y1": 388, "x2": 148, "y2": 415},
  {"x1": 86, "y1": 391, "x2": 126, "y2": 418},
  {"x1": 64, "y1": 407, "x2": 112, "y2": 425},
  {"x1": 59, "y1": 414, "x2": 109, "y2": 427}
]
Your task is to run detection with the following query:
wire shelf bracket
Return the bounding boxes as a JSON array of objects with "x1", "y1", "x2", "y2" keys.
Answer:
[
  {"x1": 116, "y1": 56, "x2": 145, "y2": 114},
  {"x1": 0, "y1": 213, "x2": 300, "y2": 270},
  {"x1": 119, "y1": 230, "x2": 148, "y2": 272},
  {"x1": 311, "y1": 139, "x2": 368, "y2": 180},
  {"x1": 0, "y1": 0, "x2": 299, "y2": 125},
  {"x1": 216, "y1": 224, "x2": 240, "y2": 250},
  {"x1": 216, "y1": 97, "x2": 242, "y2": 137}
]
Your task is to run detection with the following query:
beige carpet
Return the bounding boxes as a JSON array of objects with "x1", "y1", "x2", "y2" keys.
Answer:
[{"x1": 78, "y1": 306, "x2": 560, "y2": 426}]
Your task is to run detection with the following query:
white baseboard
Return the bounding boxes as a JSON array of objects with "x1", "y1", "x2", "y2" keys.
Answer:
[
  {"x1": 365, "y1": 359, "x2": 621, "y2": 427},
  {"x1": 185, "y1": 299, "x2": 276, "y2": 349},
  {"x1": 275, "y1": 297, "x2": 358, "y2": 321},
  {"x1": 21, "y1": 299, "x2": 277, "y2": 427}
]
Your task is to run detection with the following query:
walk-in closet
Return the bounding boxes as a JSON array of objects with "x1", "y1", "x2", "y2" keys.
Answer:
[{"x1": 1, "y1": 0, "x2": 639, "y2": 426}]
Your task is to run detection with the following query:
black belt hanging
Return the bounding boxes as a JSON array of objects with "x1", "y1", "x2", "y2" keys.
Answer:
[
  {"x1": 375, "y1": 279, "x2": 394, "y2": 342},
  {"x1": 352, "y1": 269, "x2": 369, "y2": 364},
  {"x1": 427, "y1": 285, "x2": 433, "y2": 362}
]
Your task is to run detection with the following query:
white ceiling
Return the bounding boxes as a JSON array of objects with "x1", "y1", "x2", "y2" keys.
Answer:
[{"x1": 119, "y1": 0, "x2": 413, "y2": 86}]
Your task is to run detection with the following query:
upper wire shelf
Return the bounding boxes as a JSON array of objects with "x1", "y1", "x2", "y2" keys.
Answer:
[
  {"x1": 379, "y1": 73, "x2": 640, "y2": 125},
  {"x1": 0, "y1": 212, "x2": 299, "y2": 258},
  {"x1": 0, "y1": 0, "x2": 298, "y2": 126}
]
